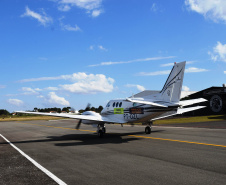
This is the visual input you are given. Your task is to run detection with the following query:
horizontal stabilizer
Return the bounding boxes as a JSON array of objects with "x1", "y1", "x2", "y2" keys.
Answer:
[
  {"x1": 126, "y1": 98, "x2": 167, "y2": 108},
  {"x1": 179, "y1": 98, "x2": 207, "y2": 107},
  {"x1": 151, "y1": 106, "x2": 206, "y2": 121}
]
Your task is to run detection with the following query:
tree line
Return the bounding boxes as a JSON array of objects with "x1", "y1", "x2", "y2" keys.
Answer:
[{"x1": 0, "y1": 106, "x2": 104, "y2": 116}]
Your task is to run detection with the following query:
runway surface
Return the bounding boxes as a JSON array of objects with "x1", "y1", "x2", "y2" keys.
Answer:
[{"x1": 1, "y1": 119, "x2": 226, "y2": 185}]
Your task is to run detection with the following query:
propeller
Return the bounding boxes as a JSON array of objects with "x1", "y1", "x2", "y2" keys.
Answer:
[
  {"x1": 75, "y1": 103, "x2": 91, "y2": 129},
  {"x1": 85, "y1": 103, "x2": 91, "y2": 111},
  {"x1": 76, "y1": 119, "x2": 82, "y2": 130}
]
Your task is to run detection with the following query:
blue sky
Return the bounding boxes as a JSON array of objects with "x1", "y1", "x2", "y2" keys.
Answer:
[{"x1": 1, "y1": 0, "x2": 226, "y2": 112}]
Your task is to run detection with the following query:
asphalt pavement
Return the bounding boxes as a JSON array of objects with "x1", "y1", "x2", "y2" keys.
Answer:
[{"x1": 1, "y1": 119, "x2": 226, "y2": 185}]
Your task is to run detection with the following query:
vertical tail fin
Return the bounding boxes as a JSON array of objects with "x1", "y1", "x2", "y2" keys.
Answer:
[{"x1": 159, "y1": 61, "x2": 186, "y2": 103}]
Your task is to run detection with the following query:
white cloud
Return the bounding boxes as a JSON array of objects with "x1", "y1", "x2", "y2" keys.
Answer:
[
  {"x1": 126, "y1": 84, "x2": 145, "y2": 91},
  {"x1": 138, "y1": 70, "x2": 171, "y2": 76},
  {"x1": 40, "y1": 92, "x2": 70, "y2": 106},
  {"x1": 160, "y1": 63, "x2": 174, "y2": 67},
  {"x1": 89, "y1": 56, "x2": 175, "y2": 67},
  {"x1": 21, "y1": 6, "x2": 52, "y2": 26},
  {"x1": 138, "y1": 67, "x2": 208, "y2": 76},
  {"x1": 209, "y1": 41, "x2": 226, "y2": 62},
  {"x1": 0, "y1": 85, "x2": 6, "y2": 89},
  {"x1": 182, "y1": 86, "x2": 190, "y2": 91},
  {"x1": 92, "y1": 9, "x2": 102, "y2": 17},
  {"x1": 57, "y1": 0, "x2": 103, "y2": 17},
  {"x1": 224, "y1": 71, "x2": 226, "y2": 74},
  {"x1": 151, "y1": 3, "x2": 158, "y2": 12},
  {"x1": 185, "y1": 67, "x2": 208, "y2": 73},
  {"x1": 58, "y1": 4, "x2": 71, "y2": 11},
  {"x1": 185, "y1": 0, "x2": 226, "y2": 23},
  {"x1": 98, "y1": 45, "x2": 107, "y2": 51},
  {"x1": 61, "y1": 24, "x2": 81, "y2": 31},
  {"x1": 18, "y1": 73, "x2": 115, "y2": 94},
  {"x1": 60, "y1": 73, "x2": 114, "y2": 94},
  {"x1": 7, "y1": 99, "x2": 24, "y2": 106},
  {"x1": 160, "y1": 61, "x2": 194, "y2": 67},
  {"x1": 89, "y1": 45, "x2": 94, "y2": 50},
  {"x1": 21, "y1": 87, "x2": 41, "y2": 95}
]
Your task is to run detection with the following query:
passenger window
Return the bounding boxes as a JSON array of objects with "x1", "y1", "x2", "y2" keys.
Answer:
[
  {"x1": 113, "y1": 102, "x2": 115, "y2": 107},
  {"x1": 116, "y1": 102, "x2": 119, "y2": 107},
  {"x1": 119, "y1": 102, "x2": 122, "y2": 107}
]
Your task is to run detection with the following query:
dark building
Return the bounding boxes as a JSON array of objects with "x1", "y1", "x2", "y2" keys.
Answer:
[{"x1": 183, "y1": 85, "x2": 226, "y2": 115}]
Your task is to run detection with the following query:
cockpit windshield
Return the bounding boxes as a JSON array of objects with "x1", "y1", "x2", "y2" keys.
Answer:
[{"x1": 106, "y1": 102, "x2": 111, "y2": 107}]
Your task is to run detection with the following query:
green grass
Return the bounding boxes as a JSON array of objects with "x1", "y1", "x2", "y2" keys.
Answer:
[
  {"x1": 154, "y1": 114, "x2": 226, "y2": 125},
  {"x1": 0, "y1": 115, "x2": 63, "y2": 122}
]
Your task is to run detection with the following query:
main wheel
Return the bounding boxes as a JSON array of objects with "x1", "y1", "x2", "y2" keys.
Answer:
[
  {"x1": 145, "y1": 126, "x2": 151, "y2": 134},
  {"x1": 98, "y1": 130, "x2": 104, "y2": 138},
  {"x1": 102, "y1": 127, "x2": 106, "y2": 134}
]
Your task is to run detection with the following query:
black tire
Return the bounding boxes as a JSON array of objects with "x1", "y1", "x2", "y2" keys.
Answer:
[
  {"x1": 209, "y1": 95, "x2": 223, "y2": 113},
  {"x1": 98, "y1": 130, "x2": 103, "y2": 138},
  {"x1": 102, "y1": 127, "x2": 106, "y2": 134},
  {"x1": 145, "y1": 126, "x2": 151, "y2": 134}
]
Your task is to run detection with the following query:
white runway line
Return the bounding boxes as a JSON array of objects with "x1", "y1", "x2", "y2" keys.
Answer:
[{"x1": 0, "y1": 134, "x2": 67, "y2": 185}]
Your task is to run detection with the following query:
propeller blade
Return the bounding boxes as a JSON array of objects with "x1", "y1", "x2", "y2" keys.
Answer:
[
  {"x1": 76, "y1": 119, "x2": 82, "y2": 130},
  {"x1": 85, "y1": 103, "x2": 91, "y2": 111}
]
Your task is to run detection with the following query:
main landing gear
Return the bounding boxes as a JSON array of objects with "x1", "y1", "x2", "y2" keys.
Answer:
[
  {"x1": 145, "y1": 122, "x2": 152, "y2": 134},
  {"x1": 97, "y1": 124, "x2": 106, "y2": 138}
]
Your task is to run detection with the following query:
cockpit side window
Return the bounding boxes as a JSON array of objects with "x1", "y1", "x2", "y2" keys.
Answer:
[
  {"x1": 116, "y1": 102, "x2": 119, "y2": 107},
  {"x1": 119, "y1": 102, "x2": 122, "y2": 107},
  {"x1": 113, "y1": 102, "x2": 115, "y2": 107}
]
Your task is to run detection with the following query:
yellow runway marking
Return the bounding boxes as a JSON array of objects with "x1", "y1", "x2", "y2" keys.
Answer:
[
  {"x1": 18, "y1": 122, "x2": 226, "y2": 148},
  {"x1": 128, "y1": 135, "x2": 226, "y2": 148}
]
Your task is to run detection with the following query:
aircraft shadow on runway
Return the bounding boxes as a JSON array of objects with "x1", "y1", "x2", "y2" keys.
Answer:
[{"x1": 0, "y1": 130, "x2": 164, "y2": 146}]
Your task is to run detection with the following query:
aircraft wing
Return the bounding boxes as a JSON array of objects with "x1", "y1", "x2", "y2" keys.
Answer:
[
  {"x1": 151, "y1": 106, "x2": 206, "y2": 121},
  {"x1": 126, "y1": 98, "x2": 168, "y2": 108},
  {"x1": 179, "y1": 98, "x2": 207, "y2": 107},
  {"x1": 16, "y1": 111, "x2": 126, "y2": 124}
]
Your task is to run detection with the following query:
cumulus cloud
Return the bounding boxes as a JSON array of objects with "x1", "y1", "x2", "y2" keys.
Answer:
[
  {"x1": 209, "y1": 41, "x2": 226, "y2": 62},
  {"x1": 18, "y1": 72, "x2": 115, "y2": 94},
  {"x1": 92, "y1": 9, "x2": 102, "y2": 17},
  {"x1": 126, "y1": 84, "x2": 145, "y2": 91},
  {"x1": 57, "y1": 0, "x2": 103, "y2": 17},
  {"x1": 21, "y1": 6, "x2": 52, "y2": 26},
  {"x1": 21, "y1": 87, "x2": 41, "y2": 95},
  {"x1": 89, "y1": 56, "x2": 175, "y2": 67},
  {"x1": 182, "y1": 86, "x2": 190, "y2": 91},
  {"x1": 7, "y1": 99, "x2": 24, "y2": 106},
  {"x1": 60, "y1": 73, "x2": 114, "y2": 94},
  {"x1": 40, "y1": 92, "x2": 70, "y2": 106},
  {"x1": 224, "y1": 71, "x2": 226, "y2": 74},
  {"x1": 185, "y1": 0, "x2": 226, "y2": 23}
]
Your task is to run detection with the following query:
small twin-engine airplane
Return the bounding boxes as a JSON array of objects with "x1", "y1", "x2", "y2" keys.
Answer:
[{"x1": 17, "y1": 61, "x2": 207, "y2": 137}]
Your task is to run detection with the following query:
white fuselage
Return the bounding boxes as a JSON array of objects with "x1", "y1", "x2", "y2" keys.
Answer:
[{"x1": 100, "y1": 99, "x2": 174, "y2": 124}]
